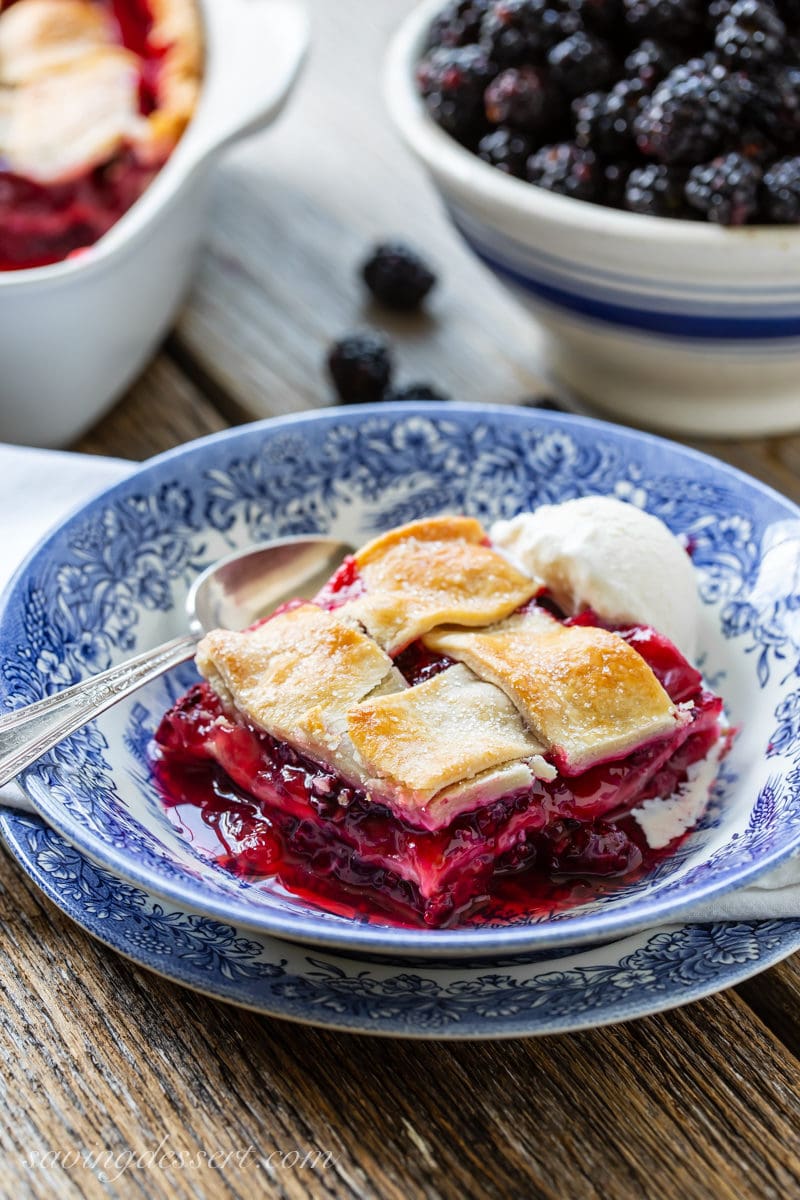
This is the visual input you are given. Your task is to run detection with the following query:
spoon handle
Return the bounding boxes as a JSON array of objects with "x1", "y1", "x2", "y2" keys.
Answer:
[{"x1": 0, "y1": 634, "x2": 197, "y2": 790}]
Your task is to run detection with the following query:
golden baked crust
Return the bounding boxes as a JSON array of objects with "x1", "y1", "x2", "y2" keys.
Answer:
[
  {"x1": 346, "y1": 516, "x2": 538, "y2": 654},
  {"x1": 0, "y1": 45, "x2": 143, "y2": 181},
  {"x1": 0, "y1": 0, "x2": 113, "y2": 84},
  {"x1": 354, "y1": 516, "x2": 486, "y2": 567},
  {"x1": 424, "y1": 612, "x2": 683, "y2": 773},
  {"x1": 0, "y1": 0, "x2": 202, "y2": 182},
  {"x1": 196, "y1": 604, "x2": 398, "y2": 749},
  {"x1": 347, "y1": 663, "x2": 547, "y2": 803},
  {"x1": 142, "y1": 0, "x2": 203, "y2": 160},
  {"x1": 194, "y1": 518, "x2": 689, "y2": 823}
]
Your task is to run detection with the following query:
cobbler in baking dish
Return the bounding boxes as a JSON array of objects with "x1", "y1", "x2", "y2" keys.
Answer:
[
  {"x1": 0, "y1": 0, "x2": 202, "y2": 269},
  {"x1": 154, "y1": 508, "x2": 729, "y2": 928}
]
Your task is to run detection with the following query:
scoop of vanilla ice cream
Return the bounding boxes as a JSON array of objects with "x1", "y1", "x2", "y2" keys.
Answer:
[{"x1": 490, "y1": 497, "x2": 700, "y2": 660}]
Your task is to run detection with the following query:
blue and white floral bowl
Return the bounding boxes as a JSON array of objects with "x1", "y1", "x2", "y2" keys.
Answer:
[
  {"x1": 385, "y1": 0, "x2": 800, "y2": 438},
  {"x1": 1, "y1": 403, "x2": 799, "y2": 960}
]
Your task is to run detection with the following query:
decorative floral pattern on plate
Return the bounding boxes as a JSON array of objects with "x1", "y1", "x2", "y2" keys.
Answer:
[
  {"x1": 0, "y1": 406, "x2": 798, "y2": 958},
  {"x1": 1, "y1": 809, "x2": 798, "y2": 1036}
]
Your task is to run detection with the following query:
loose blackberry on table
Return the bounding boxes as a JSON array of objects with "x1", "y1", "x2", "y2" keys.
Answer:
[
  {"x1": 417, "y1": 0, "x2": 800, "y2": 222},
  {"x1": 327, "y1": 333, "x2": 393, "y2": 405},
  {"x1": 362, "y1": 242, "x2": 437, "y2": 310},
  {"x1": 385, "y1": 382, "x2": 453, "y2": 403}
]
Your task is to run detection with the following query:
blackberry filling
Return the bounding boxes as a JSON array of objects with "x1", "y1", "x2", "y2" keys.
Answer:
[{"x1": 154, "y1": 519, "x2": 725, "y2": 928}]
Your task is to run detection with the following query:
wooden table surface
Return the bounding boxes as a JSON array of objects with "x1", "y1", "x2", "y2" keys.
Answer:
[{"x1": 2, "y1": 3, "x2": 800, "y2": 1197}]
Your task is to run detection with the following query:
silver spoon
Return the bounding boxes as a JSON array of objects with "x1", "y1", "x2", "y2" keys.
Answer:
[{"x1": 0, "y1": 536, "x2": 353, "y2": 803}]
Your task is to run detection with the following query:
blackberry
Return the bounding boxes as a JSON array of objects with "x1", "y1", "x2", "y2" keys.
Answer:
[
  {"x1": 573, "y1": 78, "x2": 648, "y2": 156},
  {"x1": 623, "y1": 0, "x2": 705, "y2": 41},
  {"x1": 623, "y1": 39, "x2": 682, "y2": 90},
  {"x1": 477, "y1": 125, "x2": 534, "y2": 173},
  {"x1": 479, "y1": 0, "x2": 578, "y2": 66},
  {"x1": 417, "y1": 0, "x2": 800, "y2": 223},
  {"x1": 484, "y1": 65, "x2": 562, "y2": 133},
  {"x1": 547, "y1": 31, "x2": 617, "y2": 98},
  {"x1": 602, "y1": 160, "x2": 633, "y2": 206},
  {"x1": 624, "y1": 162, "x2": 690, "y2": 215},
  {"x1": 566, "y1": 0, "x2": 622, "y2": 33},
  {"x1": 762, "y1": 155, "x2": 800, "y2": 221},
  {"x1": 573, "y1": 91, "x2": 607, "y2": 146},
  {"x1": 361, "y1": 242, "x2": 437, "y2": 310},
  {"x1": 416, "y1": 45, "x2": 494, "y2": 141},
  {"x1": 714, "y1": 1, "x2": 786, "y2": 69},
  {"x1": 749, "y1": 67, "x2": 800, "y2": 147},
  {"x1": 424, "y1": 0, "x2": 491, "y2": 49},
  {"x1": 385, "y1": 382, "x2": 452, "y2": 402},
  {"x1": 738, "y1": 124, "x2": 776, "y2": 163},
  {"x1": 526, "y1": 141, "x2": 601, "y2": 200},
  {"x1": 327, "y1": 333, "x2": 393, "y2": 404},
  {"x1": 777, "y1": 0, "x2": 800, "y2": 22},
  {"x1": 634, "y1": 60, "x2": 745, "y2": 163},
  {"x1": 685, "y1": 151, "x2": 762, "y2": 223},
  {"x1": 522, "y1": 395, "x2": 565, "y2": 409}
]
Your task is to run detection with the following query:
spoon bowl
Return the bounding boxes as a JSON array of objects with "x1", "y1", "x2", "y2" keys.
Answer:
[
  {"x1": 0, "y1": 536, "x2": 353, "y2": 794},
  {"x1": 188, "y1": 537, "x2": 352, "y2": 637}
]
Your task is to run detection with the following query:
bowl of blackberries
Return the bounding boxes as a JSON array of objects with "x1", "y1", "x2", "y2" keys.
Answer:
[{"x1": 385, "y1": 0, "x2": 800, "y2": 437}]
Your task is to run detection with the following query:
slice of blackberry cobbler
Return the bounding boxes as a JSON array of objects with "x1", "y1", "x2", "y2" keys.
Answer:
[{"x1": 154, "y1": 514, "x2": 728, "y2": 928}]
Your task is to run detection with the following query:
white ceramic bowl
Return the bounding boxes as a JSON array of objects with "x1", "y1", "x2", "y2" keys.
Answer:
[
  {"x1": 385, "y1": 0, "x2": 800, "y2": 438},
  {"x1": 0, "y1": 0, "x2": 309, "y2": 449}
]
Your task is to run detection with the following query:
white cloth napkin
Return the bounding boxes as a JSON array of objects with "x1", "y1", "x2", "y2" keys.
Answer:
[
  {"x1": 0, "y1": 445, "x2": 132, "y2": 809},
  {"x1": 0, "y1": 445, "x2": 797, "y2": 924}
]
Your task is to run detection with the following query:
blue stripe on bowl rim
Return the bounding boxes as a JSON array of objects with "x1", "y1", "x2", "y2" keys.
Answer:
[
  {"x1": 458, "y1": 231, "x2": 800, "y2": 342},
  {"x1": 449, "y1": 204, "x2": 800, "y2": 308}
]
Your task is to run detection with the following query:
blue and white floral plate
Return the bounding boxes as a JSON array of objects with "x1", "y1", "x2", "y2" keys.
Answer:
[
  {"x1": 1, "y1": 404, "x2": 800, "y2": 960},
  {"x1": 4, "y1": 806, "x2": 800, "y2": 1041},
  {"x1": 2, "y1": 805, "x2": 799, "y2": 1036}
]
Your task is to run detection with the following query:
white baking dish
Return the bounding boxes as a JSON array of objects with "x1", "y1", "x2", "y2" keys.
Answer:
[{"x1": 0, "y1": 0, "x2": 309, "y2": 447}]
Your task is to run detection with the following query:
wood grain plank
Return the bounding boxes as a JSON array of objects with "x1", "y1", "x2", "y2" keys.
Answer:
[
  {"x1": 74, "y1": 354, "x2": 229, "y2": 462},
  {"x1": 737, "y1": 955, "x2": 800, "y2": 1060},
  {"x1": 0, "y1": 844, "x2": 798, "y2": 1200},
  {"x1": 685, "y1": 435, "x2": 800, "y2": 507},
  {"x1": 173, "y1": 0, "x2": 546, "y2": 419}
]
